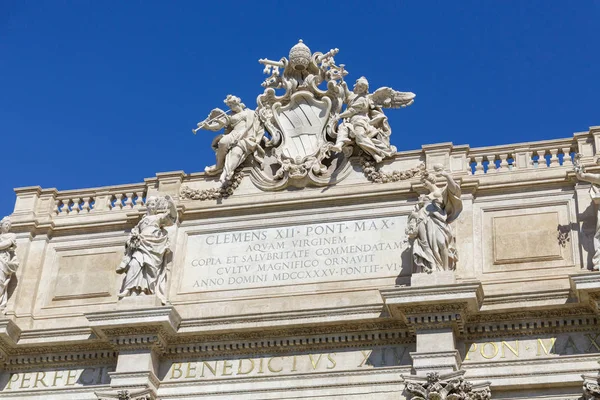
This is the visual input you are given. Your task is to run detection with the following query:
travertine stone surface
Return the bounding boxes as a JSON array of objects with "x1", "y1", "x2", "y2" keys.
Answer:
[
  {"x1": 0, "y1": 42, "x2": 599, "y2": 398},
  {"x1": 0, "y1": 217, "x2": 18, "y2": 311}
]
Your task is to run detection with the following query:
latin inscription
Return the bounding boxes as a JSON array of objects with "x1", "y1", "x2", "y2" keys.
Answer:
[
  {"x1": 182, "y1": 216, "x2": 408, "y2": 292},
  {"x1": 163, "y1": 347, "x2": 412, "y2": 381},
  {"x1": 460, "y1": 332, "x2": 600, "y2": 362},
  {"x1": 1, "y1": 366, "x2": 112, "y2": 391}
]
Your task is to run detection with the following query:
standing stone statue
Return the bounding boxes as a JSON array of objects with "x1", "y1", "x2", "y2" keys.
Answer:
[
  {"x1": 405, "y1": 165, "x2": 463, "y2": 273},
  {"x1": 0, "y1": 216, "x2": 19, "y2": 309},
  {"x1": 117, "y1": 195, "x2": 177, "y2": 304},
  {"x1": 193, "y1": 95, "x2": 265, "y2": 184},
  {"x1": 575, "y1": 155, "x2": 600, "y2": 270}
]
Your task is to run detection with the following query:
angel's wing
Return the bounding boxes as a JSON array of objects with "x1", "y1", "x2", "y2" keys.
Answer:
[{"x1": 370, "y1": 87, "x2": 416, "y2": 109}]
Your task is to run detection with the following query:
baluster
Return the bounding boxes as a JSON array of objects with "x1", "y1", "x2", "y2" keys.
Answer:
[
  {"x1": 533, "y1": 151, "x2": 542, "y2": 168},
  {"x1": 71, "y1": 198, "x2": 81, "y2": 214},
  {"x1": 133, "y1": 191, "x2": 143, "y2": 208},
  {"x1": 473, "y1": 156, "x2": 484, "y2": 175},
  {"x1": 138, "y1": 192, "x2": 147, "y2": 207},
  {"x1": 562, "y1": 147, "x2": 573, "y2": 167},
  {"x1": 53, "y1": 199, "x2": 61, "y2": 215},
  {"x1": 62, "y1": 200, "x2": 71, "y2": 215},
  {"x1": 124, "y1": 192, "x2": 134, "y2": 209},
  {"x1": 486, "y1": 154, "x2": 497, "y2": 173},
  {"x1": 549, "y1": 149, "x2": 559, "y2": 167},
  {"x1": 112, "y1": 193, "x2": 123, "y2": 210},
  {"x1": 539, "y1": 150, "x2": 549, "y2": 168},
  {"x1": 81, "y1": 196, "x2": 92, "y2": 213},
  {"x1": 499, "y1": 153, "x2": 509, "y2": 171}
]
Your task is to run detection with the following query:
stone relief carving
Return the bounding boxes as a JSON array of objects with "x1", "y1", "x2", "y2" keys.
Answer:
[
  {"x1": 402, "y1": 371, "x2": 491, "y2": 400},
  {"x1": 96, "y1": 389, "x2": 153, "y2": 400},
  {"x1": 191, "y1": 94, "x2": 265, "y2": 195},
  {"x1": 574, "y1": 154, "x2": 600, "y2": 270},
  {"x1": 117, "y1": 195, "x2": 177, "y2": 304},
  {"x1": 184, "y1": 40, "x2": 417, "y2": 198},
  {"x1": 405, "y1": 164, "x2": 463, "y2": 273},
  {"x1": 331, "y1": 76, "x2": 414, "y2": 161},
  {"x1": 0, "y1": 216, "x2": 19, "y2": 311},
  {"x1": 582, "y1": 373, "x2": 600, "y2": 400}
]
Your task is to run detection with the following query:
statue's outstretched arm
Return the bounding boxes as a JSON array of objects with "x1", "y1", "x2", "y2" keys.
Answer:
[{"x1": 576, "y1": 171, "x2": 600, "y2": 186}]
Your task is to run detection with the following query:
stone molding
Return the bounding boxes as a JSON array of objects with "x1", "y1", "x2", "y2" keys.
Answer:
[
  {"x1": 401, "y1": 370, "x2": 491, "y2": 400},
  {"x1": 96, "y1": 387, "x2": 155, "y2": 400},
  {"x1": 381, "y1": 281, "x2": 483, "y2": 334},
  {"x1": 85, "y1": 305, "x2": 180, "y2": 354}
]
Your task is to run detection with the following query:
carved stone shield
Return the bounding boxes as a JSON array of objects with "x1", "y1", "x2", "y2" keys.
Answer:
[{"x1": 272, "y1": 92, "x2": 332, "y2": 161}]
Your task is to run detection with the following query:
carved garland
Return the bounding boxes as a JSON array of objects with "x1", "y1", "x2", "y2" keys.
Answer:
[
  {"x1": 360, "y1": 155, "x2": 426, "y2": 183},
  {"x1": 180, "y1": 168, "x2": 244, "y2": 201}
]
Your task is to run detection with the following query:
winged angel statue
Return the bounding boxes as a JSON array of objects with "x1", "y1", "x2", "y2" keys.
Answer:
[{"x1": 186, "y1": 40, "x2": 416, "y2": 198}]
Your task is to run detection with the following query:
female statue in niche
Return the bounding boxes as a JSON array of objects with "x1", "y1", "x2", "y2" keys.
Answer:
[
  {"x1": 405, "y1": 165, "x2": 463, "y2": 273},
  {"x1": 574, "y1": 155, "x2": 600, "y2": 270},
  {"x1": 117, "y1": 195, "x2": 177, "y2": 303},
  {"x1": 0, "y1": 217, "x2": 19, "y2": 309}
]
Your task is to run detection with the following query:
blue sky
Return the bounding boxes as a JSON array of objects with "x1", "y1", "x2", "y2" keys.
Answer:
[{"x1": 1, "y1": 1, "x2": 598, "y2": 216}]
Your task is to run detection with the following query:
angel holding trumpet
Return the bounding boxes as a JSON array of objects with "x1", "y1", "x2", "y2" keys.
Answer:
[
  {"x1": 330, "y1": 76, "x2": 415, "y2": 163},
  {"x1": 193, "y1": 95, "x2": 265, "y2": 184}
]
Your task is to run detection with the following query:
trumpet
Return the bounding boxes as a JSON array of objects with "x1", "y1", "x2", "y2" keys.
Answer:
[{"x1": 192, "y1": 109, "x2": 231, "y2": 134}]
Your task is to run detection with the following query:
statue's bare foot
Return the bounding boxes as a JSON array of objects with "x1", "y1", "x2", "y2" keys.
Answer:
[
  {"x1": 204, "y1": 165, "x2": 221, "y2": 175},
  {"x1": 330, "y1": 138, "x2": 351, "y2": 153},
  {"x1": 373, "y1": 154, "x2": 383, "y2": 163}
]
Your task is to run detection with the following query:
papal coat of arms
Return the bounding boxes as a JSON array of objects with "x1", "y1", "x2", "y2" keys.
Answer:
[{"x1": 183, "y1": 40, "x2": 416, "y2": 200}]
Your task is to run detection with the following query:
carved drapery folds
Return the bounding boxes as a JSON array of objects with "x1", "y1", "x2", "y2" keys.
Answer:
[
  {"x1": 574, "y1": 154, "x2": 600, "y2": 271},
  {"x1": 403, "y1": 371, "x2": 491, "y2": 400},
  {"x1": 116, "y1": 195, "x2": 177, "y2": 304},
  {"x1": 0, "y1": 216, "x2": 19, "y2": 311},
  {"x1": 583, "y1": 374, "x2": 600, "y2": 400},
  {"x1": 185, "y1": 40, "x2": 416, "y2": 198},
  {"x1": 405, "y1": 165, "x2": 463, "y2": 273}
]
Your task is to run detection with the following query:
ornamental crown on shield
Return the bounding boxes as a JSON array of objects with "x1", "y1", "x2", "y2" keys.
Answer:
[{"x1": 185, "y1": 40, "x2": 415, "y2": 200}]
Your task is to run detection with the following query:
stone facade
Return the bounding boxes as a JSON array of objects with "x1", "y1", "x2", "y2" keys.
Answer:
[
  {"x1": 0, "y1": 125, "x2": 599, "y2": 399},
  {"x1": 1, "y1": 41, "x2": 600, "y2": 399}
]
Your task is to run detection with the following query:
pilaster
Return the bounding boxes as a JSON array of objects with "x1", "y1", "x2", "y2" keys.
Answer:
[
  {"x1": 380, "y1": 273, "x2": 483, "y2": 375},
  {"x1": 422, "y1": 142, "x2": 453, "y2": 172},
  {"x1": 85, "y1": 298, "x2": 181, "y2": 399},
  {"x1": 11, "y1": 186, "x2": 42, "y2": 222}
]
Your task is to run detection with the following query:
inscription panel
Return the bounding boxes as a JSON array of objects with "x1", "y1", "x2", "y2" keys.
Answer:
[
  {"x1": 0, "y1": 366, "x2": 112, "y2": 391},
  {"x1": 181, "y1": 216, "x2": 409, "y2": 293},
  {"x1": 460, "y1": 332, "x2": 600, "y2": 363},
  {"x1": 161, "y1": 346, "x2": 413, "y2": 382}
]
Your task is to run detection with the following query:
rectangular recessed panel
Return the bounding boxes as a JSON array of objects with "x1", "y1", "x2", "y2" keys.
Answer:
[
  {"x1": 180, "y1": 216, "x2": 410, "y2": 294},
  {"x1": 493, "y1": 212, "x2": 562, "y2": 264},
  {"x1": 52, "y1": 252, "x2": 121, "y2": 301}
]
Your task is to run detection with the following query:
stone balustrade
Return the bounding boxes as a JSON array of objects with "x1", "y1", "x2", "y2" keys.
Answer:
[
  {"x1": 51, "y1": 186, "x2": 147, "y2": 216},
  {"x1": 467, "y1": 137, "x2": 576, "y2": 175},
  {"x1": 10, "y1": 128, "x2": 599, "y2": 222}
]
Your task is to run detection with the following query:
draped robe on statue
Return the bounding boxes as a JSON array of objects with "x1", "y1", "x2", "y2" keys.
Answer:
[
  {"x1": 117, "y1": 212, "x2": 173, "y2": 303},
  {"x1": 409, "y1": 184, "x2": 463, "y2": 273},
  {"x1": 0, "y1": 233, "x2": 19, "y2": 308}
]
